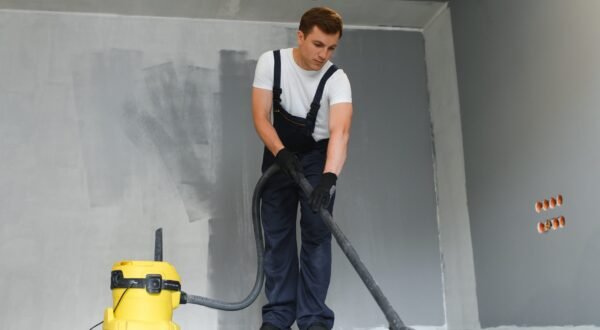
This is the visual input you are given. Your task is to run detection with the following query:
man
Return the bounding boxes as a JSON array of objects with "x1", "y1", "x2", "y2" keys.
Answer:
[{"x1": 252, "y1": 7, "x2": 353, "y2": 330}]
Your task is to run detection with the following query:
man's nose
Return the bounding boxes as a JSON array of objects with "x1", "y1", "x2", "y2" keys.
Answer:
[{"x1": 318, "y1": 49, "x2": 329, "y2": 60}]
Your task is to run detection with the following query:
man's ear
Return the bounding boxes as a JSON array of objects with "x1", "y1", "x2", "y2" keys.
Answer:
[{"x1": 297, "y1": 30, "x2": 305, "y2": 44}]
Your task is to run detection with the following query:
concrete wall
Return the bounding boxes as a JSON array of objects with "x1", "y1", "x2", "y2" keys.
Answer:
[
  {"x1": 451, "y1": 0, "x2": 600, "y2": 328},
  {"x1": 0, "y1": 9, "x2": 445, "y2": 329},
  {"x1": 424, "y1": 9, "x2": 479, "y2": 330}
]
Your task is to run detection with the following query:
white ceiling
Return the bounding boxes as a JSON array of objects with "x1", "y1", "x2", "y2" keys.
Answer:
[{"x1": 0, "y1": 0, "x2": 447, "y2": 29}]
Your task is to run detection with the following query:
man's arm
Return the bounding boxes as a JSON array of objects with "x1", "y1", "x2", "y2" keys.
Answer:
[
  {"x1": 324, "y1": 102, "x2": 353, "y2": 175},
  {"x1": 252, "y1": 87, "x2": 284, "y2": 156}
]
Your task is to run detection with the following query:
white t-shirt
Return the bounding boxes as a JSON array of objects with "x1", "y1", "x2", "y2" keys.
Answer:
[{"x1": 253, "y1": 48, "x2": 352, "y2": 141}]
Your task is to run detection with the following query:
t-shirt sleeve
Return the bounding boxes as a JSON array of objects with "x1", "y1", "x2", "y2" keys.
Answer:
[
  {"x1": 252, "y1": 51, "x2": 274, "y2": 90},
  {"x1": 328, "y1": 70, "x2": 352, "y2": 105}
]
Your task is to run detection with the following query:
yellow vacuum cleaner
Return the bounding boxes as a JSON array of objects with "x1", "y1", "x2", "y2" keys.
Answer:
[
  {"x1": 98, "y1": 229, "x2": 183, "y2": 330},
  {"x1": 103, "y1": 260, "x2": 182, "y2": 330}
]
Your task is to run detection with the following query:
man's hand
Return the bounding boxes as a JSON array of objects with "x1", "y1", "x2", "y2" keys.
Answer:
[
  {"x1": 309, "y1": 172, "x2": 337, "y2": 212},
  {"x1": 275, "y1": 148, "x2": 303, "y2": 179}
]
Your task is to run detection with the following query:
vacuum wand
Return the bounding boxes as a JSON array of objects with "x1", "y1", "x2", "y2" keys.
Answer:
[{"x1": 292, "y1": 170, "x2": 412, "y2": 330}]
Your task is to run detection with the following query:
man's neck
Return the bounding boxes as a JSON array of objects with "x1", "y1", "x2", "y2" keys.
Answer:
[{"x1": 292, "y1": 47, "x2": 311, "y2": 71}]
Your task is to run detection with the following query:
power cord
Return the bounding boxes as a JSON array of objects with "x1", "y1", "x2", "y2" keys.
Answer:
[{"x1": 89, "y1": 282, "x2": 134, "y2": 330}]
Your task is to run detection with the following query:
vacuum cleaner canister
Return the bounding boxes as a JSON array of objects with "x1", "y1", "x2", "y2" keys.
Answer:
[{"x1": 103, "y1": 260, "x2": 183, "y2": 330}]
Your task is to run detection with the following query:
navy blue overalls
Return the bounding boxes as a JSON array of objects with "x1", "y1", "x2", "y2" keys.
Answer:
[{"x1": 260, "y1": 50, "x2": 339, "y2": 330}]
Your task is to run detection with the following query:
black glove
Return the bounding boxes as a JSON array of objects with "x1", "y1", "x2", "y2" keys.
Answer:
[
  {"x1": 275, "y1": 148, "x2": 303, "y2": 179},
  {"x1": 309, "y1": 172, "x2": 337, "y2": 212}
]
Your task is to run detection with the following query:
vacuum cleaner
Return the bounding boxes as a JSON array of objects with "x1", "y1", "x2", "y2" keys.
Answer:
[{"x1": 94, "y1": 164, "x2": 412, "y2": 330}]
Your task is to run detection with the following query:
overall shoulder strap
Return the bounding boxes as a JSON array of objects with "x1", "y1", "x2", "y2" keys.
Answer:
[
  {"x1": 272, "y1": 50, "x2": 282, "y2": 106},
  {"x1": 305, "y1": 65, "x2": 339, "y2": 135}
]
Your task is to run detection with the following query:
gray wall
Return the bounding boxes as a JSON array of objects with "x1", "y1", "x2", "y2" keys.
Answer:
[
  {"x1": 0, "y1": 9, "x2": 444, "y2": 329},
  {"x1": 451, "y1": 0, "x2": 600, "y2": 327}
]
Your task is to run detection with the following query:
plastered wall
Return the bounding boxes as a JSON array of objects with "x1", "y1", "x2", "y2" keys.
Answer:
[{"x1": 0, "y1": 9, "x2": 445, "y2": 329}]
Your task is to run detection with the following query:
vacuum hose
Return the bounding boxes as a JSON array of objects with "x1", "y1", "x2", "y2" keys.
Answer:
[
  {"x1": 183, "y1": 164, "x2": 411, "y2": 330},
  {"x1": 182, "y1": 163, "x2": 277, "y2": 310}
]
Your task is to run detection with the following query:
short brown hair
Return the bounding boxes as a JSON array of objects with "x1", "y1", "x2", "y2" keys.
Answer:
[{"x1": 299, "y1": 7, "x2": 343, "y2": 39}]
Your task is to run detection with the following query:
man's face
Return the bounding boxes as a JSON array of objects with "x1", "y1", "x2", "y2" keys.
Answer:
[{"x1": 297, "y1": 26, "x2": 340, "y2": 71}]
